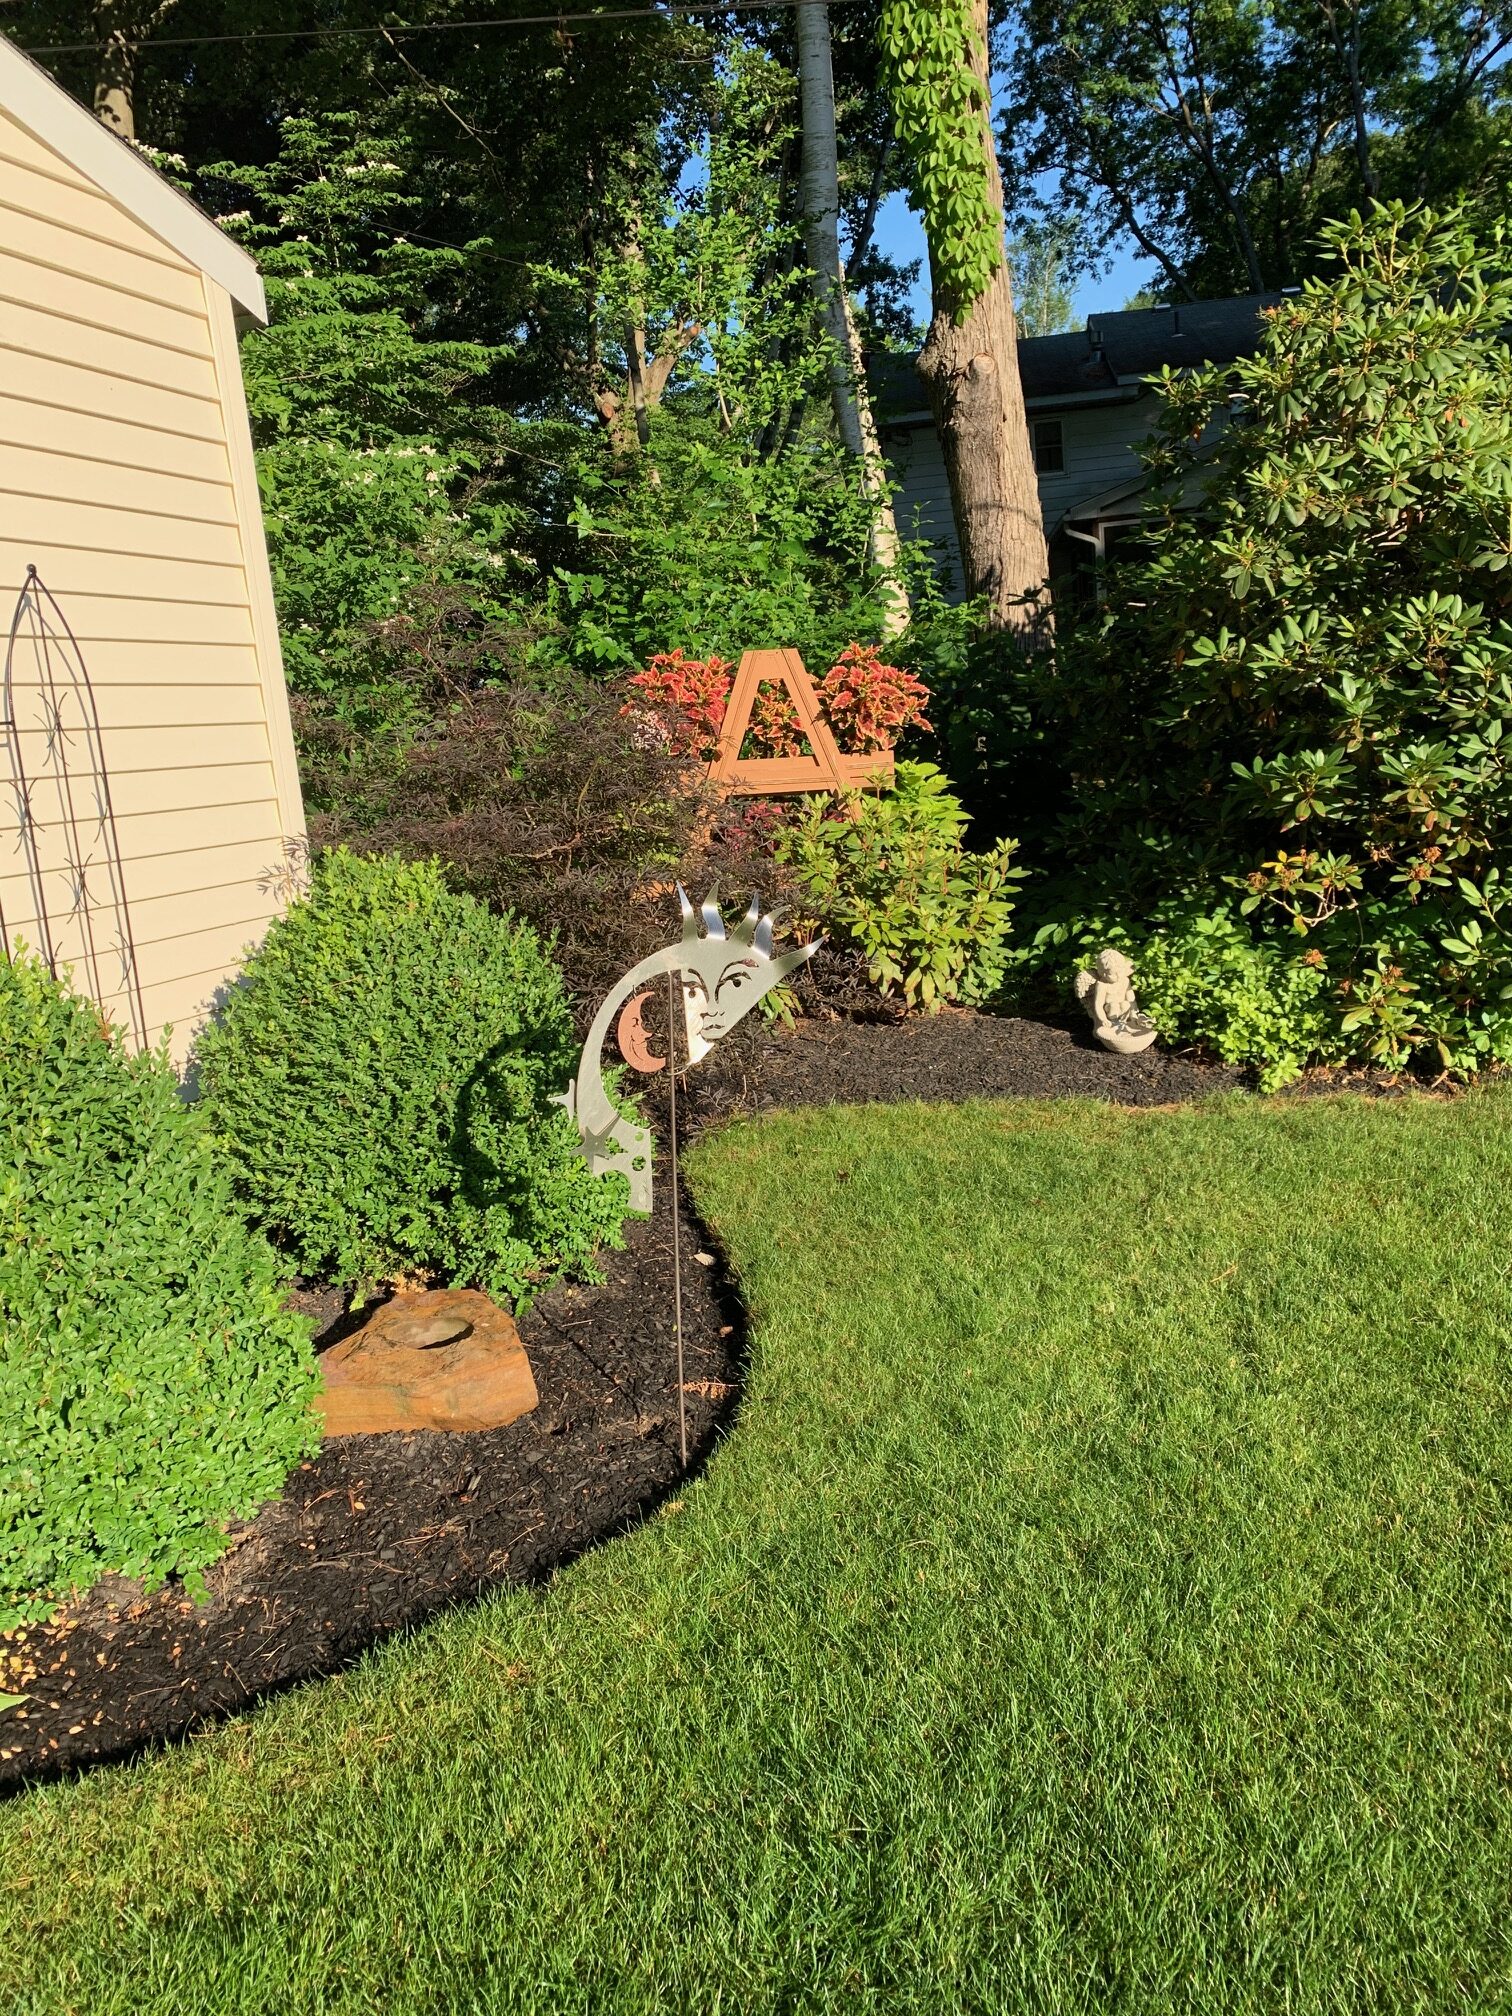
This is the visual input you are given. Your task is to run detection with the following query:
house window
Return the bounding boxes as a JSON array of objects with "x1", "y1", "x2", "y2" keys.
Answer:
[{"x1": 1033, "y1": 419, "x2": 1065, "y2": 474}]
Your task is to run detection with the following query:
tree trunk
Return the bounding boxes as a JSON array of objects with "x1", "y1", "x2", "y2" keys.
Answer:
[
  {"x1": 92, "y1": 0, "x2": 136, "y2": 141},
  {"x1": 795, "y1": 0, "x2": 910, "y2": 638},
  {"x1": 1321, "y1": 0, "x2": 1379, "y2": 200},
  {"x1": 915, "y1": 0, "x2": 1048, "y2": 633}
]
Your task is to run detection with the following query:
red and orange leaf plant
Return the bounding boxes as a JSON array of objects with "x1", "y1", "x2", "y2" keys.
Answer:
[{"x1": 625, "y1": 644, "x2": 928, "y2": 764}]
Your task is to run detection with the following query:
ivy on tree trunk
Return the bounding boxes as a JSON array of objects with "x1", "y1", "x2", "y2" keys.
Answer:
[{"x1": 878, "y1": 0, "x2": 1048, "y2": 634}]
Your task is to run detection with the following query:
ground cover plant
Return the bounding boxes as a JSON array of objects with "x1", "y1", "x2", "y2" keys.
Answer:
[
  {"x1": 193, "y1": 850, "x2": 627, "y2": 1306},
  {"x1": 0, "y1": 955, "x2": 317, "y2": 1631},
  {"x1": 4, "y1": 1091, "x2": 1507, "y2": 2011}
]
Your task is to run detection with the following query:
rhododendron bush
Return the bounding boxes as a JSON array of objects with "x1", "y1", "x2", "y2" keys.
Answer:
[{"x1": 624, "y1": 646, "x2": 930, "y2": 762}]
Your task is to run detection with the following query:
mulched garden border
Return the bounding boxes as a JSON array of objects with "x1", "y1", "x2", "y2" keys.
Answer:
[{"x1": 0, "y1": 1010, "x2": 1403, "y2": 1792}]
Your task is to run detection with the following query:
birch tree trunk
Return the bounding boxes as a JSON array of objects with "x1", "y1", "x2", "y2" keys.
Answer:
[
  {"x1": 795, "y1": 0, "x2": 910, "y2": 638},
  {"x1": 913, "y1": 0, "x2": 1048, "y2": 634}
]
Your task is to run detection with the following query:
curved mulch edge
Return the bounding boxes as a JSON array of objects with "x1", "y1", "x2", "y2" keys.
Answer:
[
  {"x1": 0, "y1": 1009, "x2": 1402, "y2": 1791},
  {"x1": 1, "y1": 1173, "x2": 744, "y2": 1793}
]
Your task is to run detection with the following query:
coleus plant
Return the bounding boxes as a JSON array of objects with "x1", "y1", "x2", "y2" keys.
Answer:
[{"x1": 624, "y1": 644, "x2": 930, "y2": 761}]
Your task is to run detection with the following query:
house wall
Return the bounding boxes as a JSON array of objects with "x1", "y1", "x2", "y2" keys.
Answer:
[
  {"x1": 0, "y1": 103, "x2": 303, "y2": 1065},
  {"x1": 884, "y1": 390, "x2": 1164, "y2": 600},
  {"x1": 887, "y1": 418, "x2": 963, "y2": 588},
  {"x1": 1032, "y1": 393, "x2": 1161, "y2": 523}
]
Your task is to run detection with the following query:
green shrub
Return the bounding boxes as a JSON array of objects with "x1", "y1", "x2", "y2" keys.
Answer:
[
  {"x1": 779, "y1": 763, "x2": 1023, "y2": 1009},
  {"x1": 194, "y1": 851, "x2": 627, "y2": 1303},
  {"x1": 1039, "y1": 197, "x2": 1512, "y2": 1074},
  {"x1": 1021, "y1": 903, "x2": 1347, "y2": 1090},
  {"x1": 0, "y1": 954, "x2": 318, "y2": 1631}
]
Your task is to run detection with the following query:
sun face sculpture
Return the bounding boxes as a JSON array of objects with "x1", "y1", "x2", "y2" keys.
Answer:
[{"x1": 563, "y1": 888, "x2": 820, "y2": 1212}]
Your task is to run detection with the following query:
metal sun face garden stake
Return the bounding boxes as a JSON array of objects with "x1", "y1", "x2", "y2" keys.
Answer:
[
  {"x1": 563, "y1": 887, "x2": 821, "y2": 1469},
  {"x1": 564, "y1": 886, "x2": 821, "y2": 1216}
]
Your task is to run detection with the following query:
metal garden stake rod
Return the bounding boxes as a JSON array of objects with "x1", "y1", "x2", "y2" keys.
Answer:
[
  {"x1": 562, "y1": 886, "x2": 821, "y2": 1474},
  {"x1": 667, "y1": 968, "x2": 688, "y2": 1468}
]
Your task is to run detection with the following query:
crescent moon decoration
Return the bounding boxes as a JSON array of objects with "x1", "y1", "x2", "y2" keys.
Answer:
[
  {"x1": 563, "y1": 888, "x2": 822, "y2": 1219},
  {"x1": 616, "y1": 988, "x2": 665, "y2": 1074},
  {"x1": 562, "y1": 889, "x2": 823, "y2": 1478}
]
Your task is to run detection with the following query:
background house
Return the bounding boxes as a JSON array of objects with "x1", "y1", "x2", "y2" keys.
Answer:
[
  {"x1": 876, "y1": 295, "x2": 1279, "y2": 595},
  {"x1": 0, "y1": 39, "x2": 303, "y2": 1065}
]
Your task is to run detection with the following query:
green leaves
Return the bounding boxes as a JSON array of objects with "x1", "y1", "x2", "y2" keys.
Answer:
[
  {"x1": 0, "y1": 956, "x2": 320, "y2": 1633},
  {"x1": 1043, "y1": 198, "x2": 1512, "y2": 1076},
  {"x1": 215, "y1": 114, "x2": 523, "y2": 707},
  {"x1": 878, "y1": 2, "x2": 1005, "y2": 317},
  {"x1": 545, "y1": 429, "x2": 894, "y2": 673},
  {"x1": 193, "y1": 851, "x2": 627, "y2": 1308},
  {"x1": 778, "y1": 763, "x2": 1023, "y2": 1010}
]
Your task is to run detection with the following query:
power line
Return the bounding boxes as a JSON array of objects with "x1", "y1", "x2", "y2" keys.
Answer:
[{"x1": 18, "y1": 1, "x2": 865, "y2": 60}]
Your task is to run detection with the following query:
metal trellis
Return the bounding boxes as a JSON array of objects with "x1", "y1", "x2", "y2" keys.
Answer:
[{"x1": 2, "y1": 565, "x2": 148, "y2": 1049}]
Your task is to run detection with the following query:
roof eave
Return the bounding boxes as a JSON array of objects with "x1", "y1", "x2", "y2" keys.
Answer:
[
  {"x1": 0, "y1": 36, "x2": 267, "y2": 323},
  {"x1": 1025, "y1": 384, "x2": 1149, "y2": 412}
]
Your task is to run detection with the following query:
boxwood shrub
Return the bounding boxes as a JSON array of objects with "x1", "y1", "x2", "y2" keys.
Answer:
[
  {"x1": 1, "y1": 953, "x2": 319, "y2": 1631},
  {"x1": 193, "y1": 849, "x2": 627, "y2": 1304}
]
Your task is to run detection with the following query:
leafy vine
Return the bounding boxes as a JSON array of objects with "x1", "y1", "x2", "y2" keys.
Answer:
[{"x1": 876, "y1": 0, "x2": 1003, "y2": 318}]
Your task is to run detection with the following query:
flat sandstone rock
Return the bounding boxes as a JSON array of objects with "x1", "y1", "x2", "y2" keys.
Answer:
[{"x1": 316, "y1": 1289, "x2": 538, "y2": 1437}]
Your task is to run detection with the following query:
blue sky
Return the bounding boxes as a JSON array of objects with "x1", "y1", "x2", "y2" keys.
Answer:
[{"x1": 868, "y1": 188, "x2": 1152, "y2": 332}]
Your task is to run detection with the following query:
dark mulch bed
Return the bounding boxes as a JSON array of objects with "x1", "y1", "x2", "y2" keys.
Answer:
[
  {"x1": 665, "y1": 1004, "x2": 1412, "y2": 1137},
  {"x1": 0, "y1": 1007, "x2": 1400, "y2": 1791},
  {"x1": 1, "y1": 1175, "x2": 741, "y2": 1792},
  {"x1": 674, "y1": 1006, "x2": 1247, "y2": 1132}
]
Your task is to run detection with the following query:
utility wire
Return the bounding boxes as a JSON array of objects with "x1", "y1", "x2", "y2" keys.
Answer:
[{"x1": 19, "y1": 1, "x2": 865, "y2": 60}]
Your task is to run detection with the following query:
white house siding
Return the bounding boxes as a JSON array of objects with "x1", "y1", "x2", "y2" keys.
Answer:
[
  {"x1": 0, "y1": 103, "x2": 303, "y2": 1064},
  {"x1": 887, "y1": 422, "x2": 963, "y2": 585},
  {"x1": 884, "y1": 389, "x2": 1166, "y2": 598},
  {"x1": 1031, "y1": 394, "x2": 1162, "y2": 523}
]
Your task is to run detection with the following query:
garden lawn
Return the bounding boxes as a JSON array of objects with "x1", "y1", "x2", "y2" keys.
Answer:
[{"x1": 4, "y1": 1091, "x2": 1510, "y2": 2015}]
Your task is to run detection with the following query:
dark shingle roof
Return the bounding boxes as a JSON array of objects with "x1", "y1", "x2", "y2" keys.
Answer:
[
  {"x1": 872, "y1": 293, "x2": 1281, "y2": 418},
  {"x1": 1086, "y1": 294, "x2": 1280, "y2": 384}
]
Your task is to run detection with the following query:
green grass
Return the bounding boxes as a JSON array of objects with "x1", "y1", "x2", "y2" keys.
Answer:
[{"x1": 4, "y1": 1092, "x2": 1510, "y2": 2015}]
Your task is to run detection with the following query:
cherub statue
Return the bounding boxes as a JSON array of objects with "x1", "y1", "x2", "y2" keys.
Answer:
[
  {"x1": 1074, "y1": 947, "x2": 1158, "y2": 1055},
  {"x1": 563, "y1": 888, "x2": 820, "y2": 1212}
]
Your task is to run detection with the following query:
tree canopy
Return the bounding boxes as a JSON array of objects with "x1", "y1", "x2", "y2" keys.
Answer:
[{"x1": 998, "y1": 0, "x2": 1512, "y2": 298}]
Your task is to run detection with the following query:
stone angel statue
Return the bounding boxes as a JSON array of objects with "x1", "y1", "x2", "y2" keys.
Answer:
[{"x1": 1074, "y1": 948, "x2": 1158, "y2": 1056}]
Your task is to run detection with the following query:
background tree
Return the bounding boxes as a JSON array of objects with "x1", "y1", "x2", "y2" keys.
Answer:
[
  {"x1": 0, "y1": 4, "x2": 910, "y2": 686},
  {"x1": 999, "y1": 0, "x2": 1512, "y2": 300},
  {"x1": 879, "y1": 0, "x2": 1049, "y2": 632},
  {"x1": 794, "y1": 0, "x2": 909, "y2": 635},
  {"x1": 1008, "y1": 218, "x2": 1076, "y2": 335}
]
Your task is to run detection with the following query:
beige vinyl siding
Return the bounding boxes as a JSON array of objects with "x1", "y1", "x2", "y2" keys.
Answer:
[
  {"x1": 0, "y1": 359, "x2": 226, "y2": 453},
  {"x1": 0, "y1": 435, "x2": 241, "y2": 516},
  {"x1": 0, "y1": 294, "x2": 222, "y2": 394},
  {"x1": 0, "y1": 100, "x2": 303, "y2": 1065},
  {"x1": 0, "y1": 113, "x2": 208, "y2": 268},
  {"x1": 26, "y1": 594, "x2": 256, "y2": 646}
]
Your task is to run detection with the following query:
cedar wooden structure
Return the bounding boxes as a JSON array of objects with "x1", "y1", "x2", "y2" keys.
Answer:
[{"x1": 708, "y1": 648, "x2": 895, "y2": 796}]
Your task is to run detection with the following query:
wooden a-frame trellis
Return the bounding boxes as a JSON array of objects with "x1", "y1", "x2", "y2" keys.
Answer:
[{"x1": 706, "y1": 649, "x2": 895, "y2": 797}]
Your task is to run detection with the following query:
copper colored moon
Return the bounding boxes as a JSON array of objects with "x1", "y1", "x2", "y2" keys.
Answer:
[{"x1": 616, "y1": 989, "x2": 665, "y2": 1073}]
